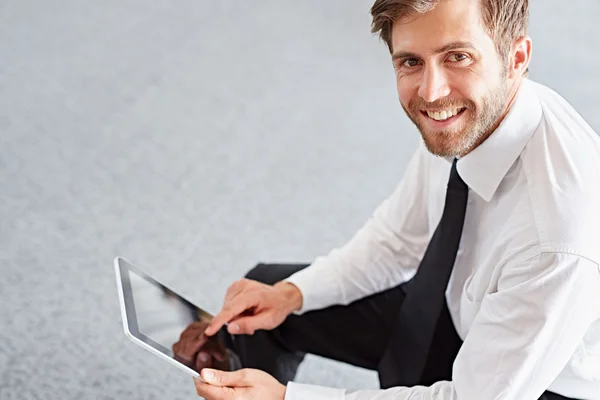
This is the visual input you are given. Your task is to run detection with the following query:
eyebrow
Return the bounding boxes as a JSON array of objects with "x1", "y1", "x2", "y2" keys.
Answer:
[{"x1": 391, "y1": 41, "x2": 478, "y2": 61}]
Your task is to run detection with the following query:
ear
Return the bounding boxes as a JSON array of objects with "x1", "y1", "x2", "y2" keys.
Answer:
[{"x1": 508, "y1": 36, "x2": 532, "y2": 79}]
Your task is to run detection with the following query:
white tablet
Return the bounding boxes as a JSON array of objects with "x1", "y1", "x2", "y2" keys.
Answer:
[{"x1": 114, "y1": 257, "x2": 242, "y2": 379}]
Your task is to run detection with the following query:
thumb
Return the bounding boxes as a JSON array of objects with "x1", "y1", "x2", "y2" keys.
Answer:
[
  {"x1": 229, "y1": 313, "x2": 276, "y2": 335},
  {"x1": 201, "y1": 368, "x2": 251, "y2": 387}
]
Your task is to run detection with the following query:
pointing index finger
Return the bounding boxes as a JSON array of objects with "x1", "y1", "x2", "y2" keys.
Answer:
[{"x1": 205, "y1": 297, "x2": 254, "y2": 336}]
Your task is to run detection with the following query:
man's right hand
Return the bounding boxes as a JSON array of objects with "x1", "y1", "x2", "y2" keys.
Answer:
[{"x1": 204, "y1": 279, "x2": 303, "y2": 336}]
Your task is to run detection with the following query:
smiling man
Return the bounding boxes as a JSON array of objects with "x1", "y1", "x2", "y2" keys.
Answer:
[{"x1": 193, "y1": 0, "x2": 600, "y2": 399}]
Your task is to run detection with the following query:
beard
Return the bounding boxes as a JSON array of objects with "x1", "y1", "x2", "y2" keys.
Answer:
[{"x1": 402, "y1": 77, "x2": 510, "y2": 158}]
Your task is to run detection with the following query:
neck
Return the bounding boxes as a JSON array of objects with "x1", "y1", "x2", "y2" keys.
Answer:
[{"x1": 459, "y1": 78, "x2": 524, "y2": 157}]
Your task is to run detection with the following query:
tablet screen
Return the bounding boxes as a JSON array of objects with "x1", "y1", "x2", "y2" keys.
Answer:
[{"x1": 117, "y1": 258, "x2": 241, "y2": 373}]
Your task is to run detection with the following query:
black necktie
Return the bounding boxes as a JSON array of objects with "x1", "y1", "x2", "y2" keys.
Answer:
[{"x1": 378, "y1": 158, "x2": 469, "y2": 387}]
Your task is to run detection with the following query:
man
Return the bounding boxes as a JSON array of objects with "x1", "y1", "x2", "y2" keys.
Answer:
[{"x1": 191, "y1": 0, "x2": 600, "y2": 398}]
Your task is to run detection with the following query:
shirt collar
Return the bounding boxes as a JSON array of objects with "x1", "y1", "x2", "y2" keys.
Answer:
[{"x1": 450, "y1": 79, "x2": 543, "y2": 202}]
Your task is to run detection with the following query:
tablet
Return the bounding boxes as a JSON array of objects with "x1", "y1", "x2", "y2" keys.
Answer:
[{"x1": 114, "y1": 257, "x2": 242, "y2": 379}]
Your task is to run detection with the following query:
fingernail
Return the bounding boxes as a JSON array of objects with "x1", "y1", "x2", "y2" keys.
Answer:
[
  {"x1": 203, "y1": 369, "x2": 215, "y2": 381},
  {"x1": 229, "y1": 323, "x2": 240, "y2": 333},
  {"x1": 199, "y1": 353, "x2": 210, "y2": 362}
]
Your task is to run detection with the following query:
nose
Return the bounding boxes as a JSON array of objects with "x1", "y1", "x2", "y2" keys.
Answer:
[{"x1": 417, "y1": 65, "x2": 451, "y2": 103}]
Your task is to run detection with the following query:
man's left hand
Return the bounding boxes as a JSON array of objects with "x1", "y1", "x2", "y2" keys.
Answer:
[{"x1": 193, "y1": 368, "x2": 286, "y2": 400}]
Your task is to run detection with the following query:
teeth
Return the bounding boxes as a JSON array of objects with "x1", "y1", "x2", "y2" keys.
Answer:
[{"x1": 426, "y1": 108, "x2": 463, "y2": 121}]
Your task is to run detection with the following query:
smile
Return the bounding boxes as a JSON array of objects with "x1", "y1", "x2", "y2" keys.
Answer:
[{"x1": 421, "y1": 107, "x2": 467, "y2": 122}]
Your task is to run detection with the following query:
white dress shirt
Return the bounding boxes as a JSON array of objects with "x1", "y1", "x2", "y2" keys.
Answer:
[{"x1": 283, "y1": 78, "x2": 600, "y2": 400}]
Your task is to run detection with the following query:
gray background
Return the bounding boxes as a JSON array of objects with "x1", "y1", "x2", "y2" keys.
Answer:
[{"x1": 1, "y1": 0, "x2": 598, "y2": 399}]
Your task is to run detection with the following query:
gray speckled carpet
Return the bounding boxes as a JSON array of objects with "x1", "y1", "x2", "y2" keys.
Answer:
[{"x1": 1, "y1": 1, "x2": 598, "y2": 399}]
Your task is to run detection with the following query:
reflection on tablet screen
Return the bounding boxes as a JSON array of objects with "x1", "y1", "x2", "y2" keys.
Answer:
[{"x1": 124, "y1": 266, "x2": 241, "y2": 373}]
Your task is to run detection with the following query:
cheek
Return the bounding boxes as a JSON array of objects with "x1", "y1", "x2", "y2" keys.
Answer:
[
  {"x1": 452, "y1": 63, "x2": 501, "y2": 100},
  {"x1": 396, "y1": 76, "x2": 417, "y2": 107},
  {"x1": 447, "y1": 71, "x2": 485, "y2": 105}
]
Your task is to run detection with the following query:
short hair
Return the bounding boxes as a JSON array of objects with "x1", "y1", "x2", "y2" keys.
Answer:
[{"x1": 370, "y1": 0, "x2": 529, "y2": 63}]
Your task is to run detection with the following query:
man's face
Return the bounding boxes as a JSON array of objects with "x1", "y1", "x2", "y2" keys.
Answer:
[{"x1": 391, "y1": 0, "x2": 512, "y2": 157}]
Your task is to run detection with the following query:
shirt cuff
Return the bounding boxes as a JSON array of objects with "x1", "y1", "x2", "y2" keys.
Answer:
[
  {"x1": 285, "y1": 382, "x2": 346, "y2": 400},
  {"x1": 282, "y1": 257, "x2": 345, "y2": 314}
]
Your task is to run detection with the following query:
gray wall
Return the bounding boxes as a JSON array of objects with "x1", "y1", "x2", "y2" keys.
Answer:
[{"x1": 1, "y1": 1, "x2": 598, "y2": 399}]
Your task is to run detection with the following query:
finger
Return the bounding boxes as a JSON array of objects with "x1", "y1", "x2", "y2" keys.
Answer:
[
  {"x1": 195, "y1": 351, "x2": 213, "y2": 371},
  {"x1": 193, "y1": 377, "x2": 234, "y2": 399},
  {"x1": 174, "y1": 336, "x2": 208, "y2": 362},
  {"x1": 209, "y1": 348, "x2": 226, "y2": 362},
  {"x1": 201, "y1": 368, "x2": 252, "y2": 388},
  {"x1": 227, "y1": 313, "x2": 275, "y2": 335},
  {"x1": 224, "y1": 280, "x2": 247, "y2": 302},
  {"x1": 174, "y1": 353, "x2": 193, "y2": 368},
  {"x1": 184, "y1": 335, "x2": 208, "y2": 356},
  {"x1": 191, "y1": 321, "x2": 210, "y2": 332},
  {"x1": 179, "y1": 322, "x2": 206, "y2": 340},
  {"x1": 205, "y1": 296, "x2": 257, "y2": 337}
]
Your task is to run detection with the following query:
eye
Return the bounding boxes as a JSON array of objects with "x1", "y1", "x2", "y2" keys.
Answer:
[
  {"x1": 447, "y1": 53, "x2": 470, "y2": 63},
  {"x1": 402, "y1": 58, "x2": 421, "y2": 68}
]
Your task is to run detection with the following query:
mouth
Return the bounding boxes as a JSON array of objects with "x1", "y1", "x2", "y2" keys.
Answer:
[{"x1": 420, "y1": 107, "x2": 467, "y2": 127}]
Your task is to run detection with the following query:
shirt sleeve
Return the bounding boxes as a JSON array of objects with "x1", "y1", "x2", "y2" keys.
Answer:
[
  {"x1": 283, "y1": 144, "x2": 432, "y2": 313},
  {"x1": 284, "y1": 252, "x2": 600, "y2": 400}
]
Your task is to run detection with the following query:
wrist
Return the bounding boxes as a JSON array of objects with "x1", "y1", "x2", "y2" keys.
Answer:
[{"x1": 274, "y1": 281, "x2": 303, "y2": 313}]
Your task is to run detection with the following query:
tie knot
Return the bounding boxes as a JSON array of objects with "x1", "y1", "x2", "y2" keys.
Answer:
[{"x1": 449, "y1": 158, "x2": 468, "y2": 192}]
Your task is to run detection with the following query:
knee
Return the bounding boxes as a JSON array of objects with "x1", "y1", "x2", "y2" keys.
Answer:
[
  {"x1": 244, "y1": 263, "x2": 307, "y2": 286},
  {"x1": 244, "y1": 263, "x2": 271, "y2": 284}
]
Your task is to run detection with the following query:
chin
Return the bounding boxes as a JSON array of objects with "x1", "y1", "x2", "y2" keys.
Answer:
[
  {"x1": 421, "y1": 132, "x2": 465, "y2": 158},
  {"x1": 423, "y1": 143, "x2": 462, "y2": 158}
]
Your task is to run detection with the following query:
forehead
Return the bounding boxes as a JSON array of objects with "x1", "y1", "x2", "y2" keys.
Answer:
[{"x1": 390, "y1": 0, "x2": 492, "y2": 54}]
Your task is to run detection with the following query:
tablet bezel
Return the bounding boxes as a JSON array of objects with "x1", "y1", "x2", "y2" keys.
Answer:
[{"x1": 114, "y1": 256, "x2": 203, "y2": 379}]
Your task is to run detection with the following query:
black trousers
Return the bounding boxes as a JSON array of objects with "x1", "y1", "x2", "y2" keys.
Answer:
[{"x1": 233, "y1": 263, "x2": 575, "y2": 400}]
